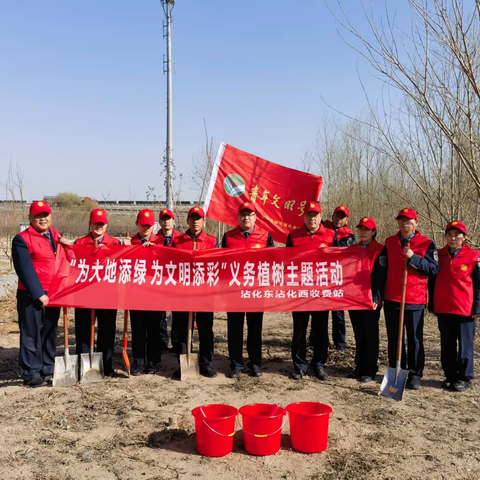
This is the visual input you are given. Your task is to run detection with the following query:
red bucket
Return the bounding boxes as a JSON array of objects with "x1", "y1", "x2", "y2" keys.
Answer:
[
  {"x1": 239, "y1": 403, "x2": 286, "y2": 456},
  {"x1": 286, "y1": 402, "x2": 333, "y2": 453},
  {"x1": 191, "y1": 404, "x2": 238, "y2": 457}
]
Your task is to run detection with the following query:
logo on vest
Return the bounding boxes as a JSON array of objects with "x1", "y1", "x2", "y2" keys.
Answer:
[
  {"x1": 319, "y1": 243, "x2": 326, "y2": 248},
  {"x1": 224, "y1": 173, "x2": 245, "y2": 197},
  {"x1": 460, "y1": 264, "x2": 468, "y2": 271},
  {"x1": 379, "y1": 256, "x2": 387, "y2": 267},
  {"x1": 433, "y1": 251, "x2": 439, "y2": 262},
  {"x1": 254, "y1": 244, "x2": 261, "y2": 248}
]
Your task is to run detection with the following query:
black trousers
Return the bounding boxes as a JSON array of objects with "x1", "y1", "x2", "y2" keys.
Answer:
[
  {"x1": 385, "y1": 307, "x2": 424, "y2": 379},
  {"x1": 349, "y1": 309, "x2": 380, "y2": 377},
  {"x1": 227, "y1": 312, "x2": 263, "y2": 371},
  {"x1": 17, "y1": 290, "x2": 60, "y2": 383},
  {"x1": 130, "y1": 310, "x2": 163, "y2": 367},
  {"x1": 292, "y1": 311, "x2": 329, "y2": 373},
  {"x1": 159, "y1": 311, "x2": 169, "y2": 351},
  {"x1": 331, "y1": 310, "x2": 346, "y2": 349},
  {"x1": 438, "y1": 314, "x2": 476, "y2": 381},
  {"x1": 172, "y1": 311, "x2": 214, "y2": 367},
  {"x1": 75, "y1": 308, "x2": 117, "y2": 372}
]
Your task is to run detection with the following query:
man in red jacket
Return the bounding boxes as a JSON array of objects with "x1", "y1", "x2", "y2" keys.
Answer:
[
  {"x1": 222, "y1": 202, "x2": 274, "y2": 378},
  {"x1": 378, "y1": 207, "x2": 438, "y2": 390},
  {"x1": 12, "y1": 201, "x2": 67, "y2": 387},
  {"x1": 286, "y1": 201, "x2": 335, "y2": 380},
  {"x1": 429, "y1": 221, "x2": 480, "y2": 392},
  {"x1": 171, "y1": 206, "x2": 218, "y2": 379},
  {"x1": 323, "y1": 205, "x2": 355, "y2": 352}
]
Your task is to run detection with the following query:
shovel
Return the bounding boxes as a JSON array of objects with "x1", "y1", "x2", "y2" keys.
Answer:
[
  {"x1": 80, "y1": 309, "x2": 104, "y2": 383},
  {"x1": 180, "y1": 238, "x2": 200, "y2": 380},
  {"x1": 380, "y1": 258, "x2": 409, "y2": 401},
  {"x1": 53, "y1": 307, "x2": 79, "y2": 387},
  {"x1": 122, "y1": 310, "x2": 131, "y2": 377}
]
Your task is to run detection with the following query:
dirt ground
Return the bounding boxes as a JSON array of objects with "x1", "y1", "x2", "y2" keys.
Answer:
[{"x1": 0, "y1": 290, "x2": 479, "y2": 480}]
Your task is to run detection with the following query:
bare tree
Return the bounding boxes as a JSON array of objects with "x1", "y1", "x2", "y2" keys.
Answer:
[{"x1": 190, "y1": 119, "x2": 215, "y2": 203}]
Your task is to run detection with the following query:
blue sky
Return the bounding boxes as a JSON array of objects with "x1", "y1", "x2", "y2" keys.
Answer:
[{"x1": 0, "y1": 1, "x2": 408, "y2": 202}]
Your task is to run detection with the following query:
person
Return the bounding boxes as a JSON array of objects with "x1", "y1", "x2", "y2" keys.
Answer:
[
  {"x1": 12, "y1": 201, "x2": 68, "y2": 387},
  {"x1": 124, "y1": 209, "x2": 164, "y2": 375},
  {"x1": 377, "y1": 207, "x2": 438, "y2": 390},
  {"x1": 222, "y1": 201, "x2": 275, "y2": 378},
  {"x1": 323, "y1": 205, "x2": 355, "y2": 352},
  {"x1": 74, "y1": 208, "x2": 121, "y2": 376},
  {"x1": 171, "y1": 206, "x2": 218, "y2": 379},
  {"x1": 429, "y1": 221, "x2": 479, "y2": 392},
  {"x1": 158, "y1": 208, "x2": 182, "y2": 353},
  {"x1": 348, "y1": 217, "x2": 385, "y2": 383},
  {"x1": 286, "y1": 201, "x2": 335, "y2": 381}
]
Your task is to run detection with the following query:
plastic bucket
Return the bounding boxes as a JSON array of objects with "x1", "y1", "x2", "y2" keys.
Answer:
[
  {"x1": 286, "y1": 402, "x2": 333, "y2": 453},
  {"x1": 239, "y1": 403, "x2": 286, "y2": 456},
  {"x1": 191, "y1": 404, "x2": 238, "y2": 457}
]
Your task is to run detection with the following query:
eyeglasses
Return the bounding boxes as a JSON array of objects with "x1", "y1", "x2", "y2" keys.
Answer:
[{"x1": 239, "y1": 213, "x2": 256, "y2": 218}]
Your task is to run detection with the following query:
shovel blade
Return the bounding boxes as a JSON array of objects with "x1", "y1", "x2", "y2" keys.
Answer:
[
  {"x1": 80, "y1": 352, "x2": 104, "y2": 383},
  {"x1": 179, "y1": 353, "x2": 200, "y2": 381},
  {"x1": 52, "y1": 352, "x2": 79, "y2": 387},
  {"x1": 380, "y1": 367, "x2": 408, "y2": 401}
]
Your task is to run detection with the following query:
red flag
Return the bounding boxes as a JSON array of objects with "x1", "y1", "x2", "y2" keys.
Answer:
[
  {"x1": 204, "y1": 143, "x2": 323, "y2": 243},
  {"x1": 48, "y1": 245, "x2": 372, "y2": 312}
]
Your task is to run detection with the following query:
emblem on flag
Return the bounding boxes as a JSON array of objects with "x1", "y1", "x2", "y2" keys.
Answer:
[{"x1": 224, "y1": 174, "x2": 245, "y2": 197}]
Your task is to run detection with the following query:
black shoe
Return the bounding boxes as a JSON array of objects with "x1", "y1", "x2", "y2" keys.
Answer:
[
  {"x1": 145, "y1": 364, "x2": 157, "y2": 375},
  {"x1": 306, "y1": 346, "x2": 314, "y2": 356},
  {"x1": 358, "y1": 375, "x2": 373, "y2": 384},
  {"x1": 406, "y1": 377, "x2": 421, "y2": 390},
  {"x1": 442, "y1": 379, "x2": 453, "y2": 390},
  {"x1": 228, "y1": 369, "x2": 244, "y2": 379},
  {"x1": 200, "y1": 366, "x2": 217, "y2": 378},
  {"x1": 249, "y1": 369, "x2": 263, "y2": 378},
  {"x1": 131, "y1": 365, "x2": 144, "y2": 376},
  {"x1": 43, "y1": 375, "x2": 53, "y2": 384},
  {"x1": 347, "y1": 370, "x2": 362, "y2": 379},
  {"x1": 172, "y1": 369, "x2": 181, "y2": 380},
  {"x1": 289, "y1": 371, "x2": 304, "y2": 381},
  {"x1": 312, "y1": 367, "x2": 328, "y2": 381},
  {"x1": 335, "y1": 346, "x2": 347, "y2": 353},
  {"x1": 25, "y1": 377, "x2": 48, "y2": 388},
  {"x1": 452, "y1": 380, "x2": 472, "y2": 392}
]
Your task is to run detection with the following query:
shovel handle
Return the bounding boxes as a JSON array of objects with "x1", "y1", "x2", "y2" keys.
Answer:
[
  {"x1": 396, "y1": 258, "x2": 409, "y2": 363},
  {"x1": 124, "y1": 310, "x2": 129, "y2": 338},
  {"x1": 90, "y1": 309, "x2": 96, "y2": 349},
  {"x1": 186, "y1": 312, "x2": 193, "y2": 365},
  {"x1": 63, "y1": 307, "x2": 69, "y2": 349}
]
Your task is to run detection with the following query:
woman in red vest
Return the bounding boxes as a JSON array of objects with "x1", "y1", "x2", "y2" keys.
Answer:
[
  {"x1": 286, "y1": 201, "x2": 335, "y2": 381},
  {"x1": 348, "y1": 217, "x2": 385, "y2": 383},
  {"x1": 429, "y1": 221, "x2": 479, "y2": 392},
  {"x1": 377, "y1": 208, "x2": 438, "y2": 390},
  {"x1": 74, "y1": 208, "x2": 121, "y2": 376},
  {"x1": 171, "y1": 206, "x2": 218, "y2": 379},
  {"x1": 12, "y1": 201, "x2": 68, "y2": 387},
  {"x1": 222, "y1": 201, "x2": 274, "y2": 378}
]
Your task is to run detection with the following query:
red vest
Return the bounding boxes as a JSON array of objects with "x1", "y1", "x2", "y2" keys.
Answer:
[
  {"x1": 75, "y1": 232, "x2": 120, "y2": 246},
  {"x1": 384, "y1": 232, "x2": 432, "y2": 304},
  {"x1": 355, "y1": 239, "x2": 384, "y2": 270},
  {"x1": 131, "y1": 232, "x2": 161, "y2": 245},
  {"x1": 224, "y1": 226, "x2": 270, "y2": 249},
  {"x1": 174, "y1": 230, "x2": 217, "y2": 251},
  {"x1": 153, "y1": 229, "x2": 182, "y2": 246},
  {"x1": 434, "y1": 245, "x2": 479, "y2": 316},
  {"x1": 17, "y1": 226, "x2": 61, "y2": 292},
  {"x1": 323, "y1": 220, "x2": 354, "y2": 241},
  {"x1": 289, "y1": 224, "x2": 335, "y2": 249}
]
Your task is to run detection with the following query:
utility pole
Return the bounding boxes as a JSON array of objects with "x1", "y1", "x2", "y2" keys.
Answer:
[{"x1": 162, "y1": 0, "x2": 175, "y2": 210}]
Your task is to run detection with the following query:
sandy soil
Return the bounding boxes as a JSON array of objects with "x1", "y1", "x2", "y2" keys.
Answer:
[{"x1": 0, "y1": 292, "x2": 479, "y2": 480}]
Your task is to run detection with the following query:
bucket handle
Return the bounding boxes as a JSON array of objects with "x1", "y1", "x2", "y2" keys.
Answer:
[
  {"x1": 238, "y1": 415, "x2": 287, "y2": 438},
  {"x1": 201, "y1": 418, "x2": 236, "y2": 437}
]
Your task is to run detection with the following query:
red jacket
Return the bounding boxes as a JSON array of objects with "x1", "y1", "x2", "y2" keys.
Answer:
[
  {"x1": 131, "y1": 232, "x2": 162, "y2": 245},
  {"x1": 434, "y1": 245, "x2": 480, "y2": 316},
  {"x1": 173, "y1": 230, "x2": 217, "y2": 250},
  {"x1": 384, "y1": 232, "x2": 434, "y2": 304},
  {"x1": 224, "y1": 226, "x2": 270, "y2": 249},
  {"x1": 155, "y1": 229, "x2": 182, "y2": 247},
  {"x1": 287, "y1": 224, "x2": 335, "y2": 249},
  {"x1": 75, "y1": 232, "x2": 120, "y2": 246},
  {"x1": 356, "y1": 239, "x2": 384, "y2": 270},
  {"x1": 16, "y1": 226, "x2": 61, "y2": 293},
  {"x1": 323, "y1": 220, "x2": 354, "y2": 241}
]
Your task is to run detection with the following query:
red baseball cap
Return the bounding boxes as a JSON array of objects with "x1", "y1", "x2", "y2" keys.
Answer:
[
  {"x1": 29, "y1": 201, "x2": 51, "y2": 216},
  {"x1": 137, "y1": 209, "x2": 155, "y2": 226},
  {"x1": 334, "y1": 205, "x2": 350, "y2": 217},
  {"x1": 159, "y1": 208, "x2": 174, "y2": 219},
  {"x1": 395, "y1": 207, "x2": 418, "y2": 220},
  {"x1": 305, "y1": 201, "x2": 322, "y2": 214},
  {"x1": 187, "y1": 206, "x2": 205, "y2": 218},
  {"x1": 445, "y1": 220, "x2": 467, "y2": 235},
  {"x1": 238, "y1": 201, "x2": 256, "y2": 213},
  {"x1": 90, "y1": 208, "x2": 108, "y2": 224},
  {"x1": 356, "y1": 216, "x2": 377, "y2": 230}
]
